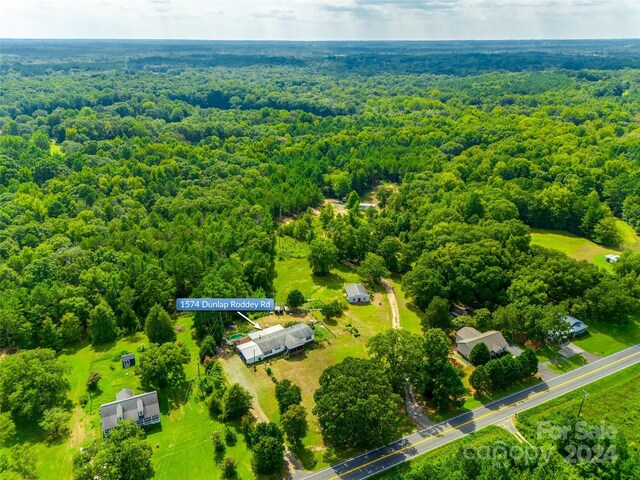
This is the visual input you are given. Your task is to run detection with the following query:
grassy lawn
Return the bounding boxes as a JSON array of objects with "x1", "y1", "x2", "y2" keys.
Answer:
[
  {"x1": 572, "y1": 313, "x2": 640, "y2": 356},
  {"x1": 371, "y1": 425, "x2": 515, "y2": 479},
  {"x1": 530, "y1": 228, "x2": 618, "y2": 268},
  {"x1": 1, "y1": 316, "x2": 257, "y2": 480},
  {"x1": 616, "y1": 219, "x2": 640, "y2": 250},
  {"x1": 530, "y1": 221, "x2": 639, "y2": 269},
  {"x1": 517, "y1": 362, "x2": 640, "y2": 443},
  {"x1": 547, "y1": 354, "x2": 588, "y2": 374}
]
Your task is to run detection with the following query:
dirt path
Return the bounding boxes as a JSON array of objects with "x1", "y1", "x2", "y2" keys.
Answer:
[
  {"x1": 220, "y1": 352, "x2": 305, "y2": 476},
  {"x1": 381, "y1": 278, "x2": 400, "y2": 330},
  {"x1": 381, "y1": 279, "x2": 439, "y2": 430}
]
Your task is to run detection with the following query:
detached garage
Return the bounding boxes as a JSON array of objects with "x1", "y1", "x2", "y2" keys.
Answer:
[{"x1": 345, "y1": 284, "x2": 370, "y2": 304}]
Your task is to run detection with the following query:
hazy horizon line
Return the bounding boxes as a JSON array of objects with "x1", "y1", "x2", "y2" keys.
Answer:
[{"x1": 3, "y1": 37, "x2": 639, "y2": 42}]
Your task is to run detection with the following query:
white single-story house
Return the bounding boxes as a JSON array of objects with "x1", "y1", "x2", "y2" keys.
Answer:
[
  {"x1": 604, "y1": 254, "x2": 620, "y2": 263},
  {"x1": 562, "y1": 316, "x2": 589, "y2": 337},
  {"x1": 359, "y1": 203, "x2": 377, "y2": 211},
  {"x1": 100, "y1": 389, "x2": 160, "y2": 437},
  {"x1": 455, "y1": 327, "x2": 509, "y2": 360},
  {"x1": 237, "y1": 323, "x2": 315, "y2": 365},
  {"x1": 345, "y1": 283, "x2": 370, "y2": 304}
]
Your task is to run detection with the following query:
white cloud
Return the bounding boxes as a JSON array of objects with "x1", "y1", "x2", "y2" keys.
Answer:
[{"x1": 1, "y1": 0, "x2": 638, "y2": 39}]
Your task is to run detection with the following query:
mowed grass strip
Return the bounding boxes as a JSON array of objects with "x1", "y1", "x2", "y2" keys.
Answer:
[
  {"x1": 370, "y1": 425, "x2": 516, "y2": 479},
  {"x1": 546, "y1": 354, "x2": 588, "y2": 374},
  {"x1": 517, "y1": 362, "x2": 640, "y2": 443}
]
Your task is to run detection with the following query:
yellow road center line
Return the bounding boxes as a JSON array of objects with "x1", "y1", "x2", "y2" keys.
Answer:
[{"x1": 326, "y1": 350, "x2": 640, "y2": 480}]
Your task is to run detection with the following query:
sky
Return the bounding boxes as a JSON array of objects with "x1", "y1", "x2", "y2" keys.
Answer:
[{"x1": 1, "y1": 0, "x2": 639, "y2": 40}]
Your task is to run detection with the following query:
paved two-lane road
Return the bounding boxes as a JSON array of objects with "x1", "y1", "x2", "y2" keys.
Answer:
[{"x1": 301, "y1": 344, "x2": 640, "y2": 480}]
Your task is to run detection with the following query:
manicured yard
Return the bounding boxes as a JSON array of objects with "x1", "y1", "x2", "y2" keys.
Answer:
[
  {"x1": 517, "y1": 363, "x2": 640, "y2": 443},
  {"x1": 572, "y1": 313, "x2": 640, "y2": 356},
  {"x1": 371, "y1": 425, "x2": 515, "y2": 479},
  {"x1": 547, "y1": 354, "x2": 588, "y2": 374},
  {"x1": 2, "y1": 316, "x2": 257, "y2": 480}
]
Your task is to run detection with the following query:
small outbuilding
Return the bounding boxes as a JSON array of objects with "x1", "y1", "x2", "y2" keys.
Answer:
[
  {"x1": 121, "y1": 353, "x2": 135, "y2": 368},
  {"x1": 604, "y1": 254, "x2": 620, "y2": 263},
  {"x1": 359, "y1": 203, "x2": 377, "y2": 211},
  {"x1": 345, "y1": 284, "x2": 370, "y2": 304}
]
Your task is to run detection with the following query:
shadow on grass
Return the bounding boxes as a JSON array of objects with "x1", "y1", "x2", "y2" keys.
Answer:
[
  {"x1": 311, "y1": 271, "x2": 346, "y2": 291},
  {"x1": 291, "y1": 443, "x2": 319, "y2": 470}
]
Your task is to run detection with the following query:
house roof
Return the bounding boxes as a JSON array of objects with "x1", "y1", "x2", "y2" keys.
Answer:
[
  {"x1": 345, "y1": 284, "x2": 368, "y2": 297},
  {"x1": 248, "y1": 324, "x2": 284, "y2": 341},
  {"x1": 455, "y1": 326, "x2": 481, "y2": 342},
  {"x1": 562, "y1": 316, "x2": 588, "y2": 331},
  {"x1": 116, "y1": 388, "x2": 134, "y2": 400},
  {"x1": 254, "y1": 323, "x2": 314, "y2": 353},
  {"x1": 455, "y1": 329, "x2": 508, "y2": 359},
  {"x1": 121, "y1": 353, "x2": 135, "y2": 361},
  {"x1": 100, "y1": 390, "x2": 159, "y2": 433},
  {"x1": 237, "y1": 340, "x2": 264, "y2": 361}
]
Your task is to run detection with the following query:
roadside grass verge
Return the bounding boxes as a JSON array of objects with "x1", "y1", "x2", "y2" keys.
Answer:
[
  {"x1": 517, "y1": 363, "x2": 640, "y2": 443},
  {"x1": 370, "y1": 425, "x2": 515, "y2": 479},
  {"x1": 547, "y1": 354, "x2": 588, "y2": 374}
]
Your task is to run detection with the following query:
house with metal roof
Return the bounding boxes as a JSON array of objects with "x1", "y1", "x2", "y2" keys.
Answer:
[
  {"x1": 236, "y1": 323, "x2": 315, "y2": 365},
  {"x1": 455, "y1": 327, "x2": 508, "y2": 360},
  {"x1": 99, "y1": 389, "x2": 160, "y2": 437},
  {"x1": 345, "y1": 284, "x2": 370, "y2": 304}
]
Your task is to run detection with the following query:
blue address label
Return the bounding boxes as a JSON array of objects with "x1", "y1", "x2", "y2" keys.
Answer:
[{"x1": 176, "y1": 298, "x2": 274, "y2": 311}]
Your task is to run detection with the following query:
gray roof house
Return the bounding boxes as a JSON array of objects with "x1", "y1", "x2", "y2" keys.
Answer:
[
  {"x1": 562, "y1": 316, "x2": 588, "y2": 337},
  {"x1": 455, "y1": 327, "x2": 509, "y2": 360},
  {"x1": 237, "y1": 323, "x2": 315, "y2": 365},
  {"x1": 345, "y1": 284, "x2": 370, "y2": 304},
  {"x1": 100, "y1": 389, "x2": 160, "y2": 437}
]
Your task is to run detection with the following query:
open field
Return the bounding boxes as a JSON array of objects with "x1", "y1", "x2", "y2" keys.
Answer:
[
  {"x1": 616, "y1": 219, "x2": 640, "y2": 250},
  {"x1": 530, "y1": 229, "x2": 619, "y2": 268},
  {"x1": 1, "y1": 316, "x2": 257, "y2": 480},
  {"x1": 370, "y1": 425, "x2": 515, "y2": 479},
  {"x1": 517, "y1": 362, "x2": 640, "y2": 443},
  {"x1": 530, "y1": 221, "x2": 639, "y2": 269}
]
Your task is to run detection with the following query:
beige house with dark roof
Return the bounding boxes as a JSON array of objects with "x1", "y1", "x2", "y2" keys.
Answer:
[{"x1": 455, "y1": 327, "x2": 508, "y2": 360}]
